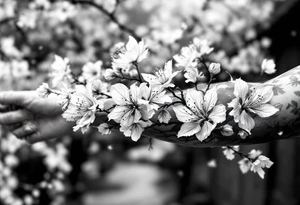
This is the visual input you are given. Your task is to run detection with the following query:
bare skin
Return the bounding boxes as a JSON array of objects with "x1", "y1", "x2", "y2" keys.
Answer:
[{"x1": 0, "y1": 66, "x2": 300, "y2": 146}]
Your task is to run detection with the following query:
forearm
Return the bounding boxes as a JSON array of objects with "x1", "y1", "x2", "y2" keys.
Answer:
[{"x1": 138, "y1": 66, "x2": 300, "y2": 147}]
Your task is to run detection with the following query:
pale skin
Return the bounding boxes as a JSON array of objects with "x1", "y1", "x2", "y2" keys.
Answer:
[{"x1": 0, "y1": 66, "x2": 300, "y2": 146}]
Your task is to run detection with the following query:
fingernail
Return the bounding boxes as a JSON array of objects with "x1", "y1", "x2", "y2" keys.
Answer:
[{"x1": 25, "y1": 123, "x2": 37, "y2": 133}]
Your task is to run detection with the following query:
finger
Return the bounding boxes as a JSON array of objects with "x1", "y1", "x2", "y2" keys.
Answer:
[
  {"x1": 0, "y1": 109, "x2": 34, "y2": 124},
  {"x1": 11, "y1": 121, "x2": 37, "y2": 139},
  {"x1": 5, "y1": 123, "x2": 23, "y2": 131},
  {"x1": 25, "y1": 117, "x2": 74, "y2": 144},
  {"x1": 0, "y1": 91, "x2": 35, "y2": 106},
  {"x1": 0, "y1": 104, "x2": 9, "y2": 112}
]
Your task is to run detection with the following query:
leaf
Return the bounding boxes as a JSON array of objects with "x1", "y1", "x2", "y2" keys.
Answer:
[
  {"x1": 291, "y1": 100, "x2": 298, "y2": 107},
  {"x1": 295, "y1": 91, "x2": 300, "y2": 97},
  {"x1": 272, "y1": 85, "x2": 285, "y2": 95}
]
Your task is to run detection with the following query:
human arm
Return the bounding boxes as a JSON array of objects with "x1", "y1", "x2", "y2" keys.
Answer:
[{"x1": 1, "y1": 66, "x2": 300, "y2": 146}]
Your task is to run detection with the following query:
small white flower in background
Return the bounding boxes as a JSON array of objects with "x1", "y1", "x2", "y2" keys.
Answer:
[
  {"x1": 261, "y1": 59, "x2": 276, "y2": 75},
  {"x1": 112, "y1": 36, "x2": 148, "y2": 70},
  {"x1": 91, "y1": 79, "x2": 109, "y2": 99},
  {"x1": 248, "y1": 149, "x2": 262, "y2": 158},
  {"x1": 151, "y1": 28, "x2": 184, "y2": 45},
  {"x1": 11, "y1": 60, "x2": 30, "y2": 78},
  {"x1": 142, "y1": 60, "x2": 180, "y2": 88},
  {"x1": 4, "y1": 155, "x2": 19, "y2": 167},
  {"x1": 222, "y1": 146, "x2": 239, "y2": 160},
  {"x1": 238, "y1": 158, "x2": 251, "y2": 174},
  {"x1": 228, "y1": 78, "x2": 278, "y2": 134},
  {"x1": 184, "y1": 66, "x2": 205, "y2": 83},
  {"x1": 157, "y1": 109, "x2": 172, "y2": 124},
  {"x1": 24, "y1": 195, "x2": 34, "y2": 205},
  {"x1": 81, "y1": 61, "x2": 103, "y2": 81},
  {"x1": 207, "y1": 159, "x2": 217, "y2": 168},
  {"x1": 29, "y1": 0, "x2": 51, "y2": 10},
  {"x1": 104, "y1": 68, "x2": 118, "y2": 80},
  {"x1": 52, "y1": 180, "x2": 65, "y2": 193},
  {"x1": 98, "y1": 123, "x2": 111, "y2": 135},
  {"x1": 208, "y1": 62, "x2": 221, "y2": 75},
  {"x1": 173, "y1": 44, "x2": 198, "y2": 68},
  {"x1": 0, "y1": 37, "x2": 21, "y2": 58},
  {"x1": 173, "y1": 87, "x2": 226, "y2": 141},
  {"x1": 0, "y1": 61, "x2": 10, "y2": 80},
  {"x1": 192, "y1": 37, "x2": 214, "y2": 56},
  {"x1": 17, "y1": 10, "x2": 38, "y2": 29},
  {"x1": 251, "y1": 155, "x2": 273, "y2": 179},
  {"x1": 50, "y1": 55, "x2": 72, "y2": 87},
  {"x1": 108, "y1": 83, "x2": 152, "y2": 128},
  {"x1": 36, "y1": 83, "x2": 52, "y2": 98},
  {"x1": 120, "y1": 120, "x2": 152, "y2": 141},
  {"x1": 48, "y1": 1, "x2": 76, "y2": 22},
  {"x1": 220, "y1": 124, "x2": 234, "y2": 136},
  {"x1": 43, "y1": 143, "x2": 72, "y2": 173}
]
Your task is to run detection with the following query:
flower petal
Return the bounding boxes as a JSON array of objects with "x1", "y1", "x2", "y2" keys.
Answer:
[
  {"x1": 203, "y1": 87, "x2": 218, "y2": 112},
  {"x1": 130, "y1": 124, "x2": 144, "y2": 141},
  {"x1": 234, "y1": 78, "x2": 248, "y2": 102},
  {"x1": 238, "y1": 110, "x2": 255, "y2": 133},
  {"x1": 111, "y1": 84, "x2": 131, "y2": 105},
  {"x1": 251, "y1": 104, "x2": 279, "y2": 117},
  {"x1": 107, "y1": 105, "x2": 130, "y2": 123},
  {"x1": 209, "y1": 104, "x2": 226, "y2": 124},
  {"x1": 228, "y1": 98, "x2": 242, "y2": 122},
  {"x1": 142, "y1": 73, "x2": 160, "y2": 85},
  {"x1": 177, "y1": 122, "x2": 201, "y2": 137},
  {"x1": 173, "y1": 104, "x2": 199, "y2": 122},
  {"x1": 185, "y1": 89, "x2": 204, "y2": 115},
  {"x1": 195, "y1": 121, "x2": 216, "y2": 141}
]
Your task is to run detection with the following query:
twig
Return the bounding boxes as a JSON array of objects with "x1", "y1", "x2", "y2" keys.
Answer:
[{"x1": 69, "y1": 0, "x2": 141, "y2": 40}]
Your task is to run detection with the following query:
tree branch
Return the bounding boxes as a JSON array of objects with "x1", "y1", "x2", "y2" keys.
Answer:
[{"x1": 69, "y1": 0, "x2": 141, "y2": 41}]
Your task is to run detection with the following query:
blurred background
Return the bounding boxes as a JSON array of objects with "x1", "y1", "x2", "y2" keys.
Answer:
[{"x1": 1, "y1": 0, "x2": 300, "y2": 205}]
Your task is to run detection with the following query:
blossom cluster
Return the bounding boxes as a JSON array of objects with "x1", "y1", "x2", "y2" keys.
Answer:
[{"x1": 37, "y1": 35, "x2": 278, "y2": 178}]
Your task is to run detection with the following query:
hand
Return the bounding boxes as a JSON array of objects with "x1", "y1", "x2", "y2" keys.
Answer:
[{"x1": 0, "y1": 91, "x2": 74, "y2": 144}]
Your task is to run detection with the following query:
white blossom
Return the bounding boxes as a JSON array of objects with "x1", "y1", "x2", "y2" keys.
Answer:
[
  {"x1": 62, "y1": 85, "x2": 102, "y2": 133},
  {"x1": 120, "y1": 120, "x2": 152, "y2": 141},
  {"x1": 228, "y1": 79, "x2": 278, "y2": 134},
  {"x1": 112, "y1": 36, "x2": 148, "y2": 71},
  {"x1": 220, "y1": 124, "x2": 234, "y2": 136},
  {"x1": 183, "y1": 66, "x2": 204, "y2": 83},
  {"x1": 97, "y1": 123, "x2": 111, "y2": 135},
  {"x1": 36, "y1": 83, "x2": 51, "y2": 98},
  {"x1": 81, "y1": 61, "x2": 103, "y2": 81},
  {"x1": 142, "y1": 60, "x2": 180, "y2": 88},
  {"x1": 222, "y1": 146, "x2": 239, "y2": 160},
  {"x1": 173, "y1": 87, "x2": 226, "y2": 141},
  {"x1": 261, "y1": 59, "x2": 276, "y2": 75},
  {"x1": 157, "y1": 109, "x2": 172, "y2": 124},
  {"x1": 208, "y1": 62, "x2": 221, "y2": 75},
  {"x1": 108, "y1": 83, "x2": 152, "y2": 128},
  {"x1": 50, "y1": 55, "x2": 72, "y2": 87}
]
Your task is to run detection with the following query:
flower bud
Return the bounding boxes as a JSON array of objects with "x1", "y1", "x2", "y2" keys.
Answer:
[
  {"x1": 208, "y1": 62, "x2": 221, "y2": 75},
  {"x1": 220, "y1": 124, "x2": 234, "y2": 136},
  {"x1": 104, "y1": 69, "x2": 116, "y2": 80},
  {"x1": 157, "y1": 109, "x2": 172, "y2": 124},
  {"x1": 238, "y1": 130, "x2": 249, "y2": 139},
  {"x1": 261, "y1": 59, "x2": 276, "y2": 74}
]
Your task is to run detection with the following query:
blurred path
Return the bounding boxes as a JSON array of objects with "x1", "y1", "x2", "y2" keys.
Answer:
[{"x1": 83, "y1": 162, "x2": 178, "y2": 205}]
